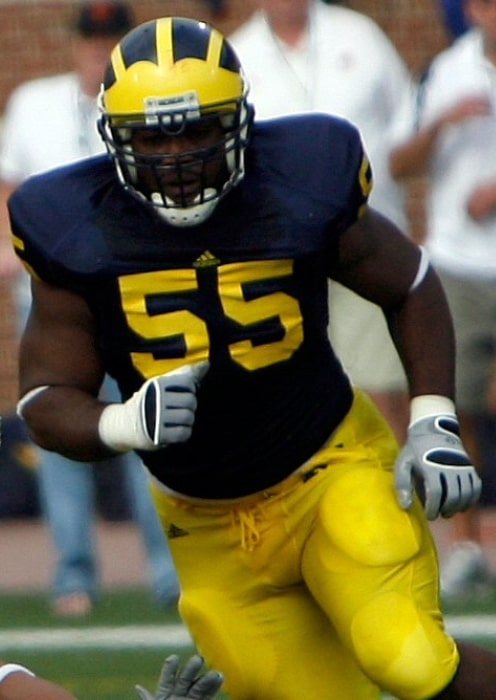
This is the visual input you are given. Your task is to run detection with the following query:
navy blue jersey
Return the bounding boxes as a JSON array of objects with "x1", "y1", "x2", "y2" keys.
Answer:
[{"x1": 10, "y1": 113, "x2": 372, "y2": 498}]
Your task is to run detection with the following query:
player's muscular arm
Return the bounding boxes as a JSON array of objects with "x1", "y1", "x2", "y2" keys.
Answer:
[
  {"x1": 333, "y1": 209, "x2": 480, "y2": 519},
  {"x1": 20, "y1": 278, "x2": 207, "y2": 460},
  {"x1": 332, "y1": 207, "x2": 455, "y2": 399},
  {"x1": 18, "y1": 277, "x2": 110, "y2": 461}
]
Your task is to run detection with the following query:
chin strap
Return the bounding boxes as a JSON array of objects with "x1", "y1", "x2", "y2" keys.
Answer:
[
  {"x1": 409, "y1": 246, "x2": 430, "y2": 292},
  {"x1": 152, "y1": 188, "x2": 219, "y2": 227}
]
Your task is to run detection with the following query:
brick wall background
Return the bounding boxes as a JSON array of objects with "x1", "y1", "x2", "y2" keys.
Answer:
[{"x1": 0, "y1": 0, "x2": 452, "y2": 414}]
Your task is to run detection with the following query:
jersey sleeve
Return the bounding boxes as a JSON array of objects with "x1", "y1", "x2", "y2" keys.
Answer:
[
  {"x1": 9, "y1": 184, "x2": 59, "y2": 285},
  {"x1": 7, "y1": 158, "x2": 115, "y2": 292},
  {"x1": 262, "y1": 114, "x2": 374, "y2": 231},
  {"x1": 346, "y1": 147, "x2": 373, "y2": 226},
  {"x1": 320, "y1": 116, "x2": 373, "y2": 234}
]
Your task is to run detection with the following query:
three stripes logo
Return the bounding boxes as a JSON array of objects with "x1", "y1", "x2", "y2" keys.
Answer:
[{"x1": 193, "y1": 250, "x2": 221, "y2": 268}]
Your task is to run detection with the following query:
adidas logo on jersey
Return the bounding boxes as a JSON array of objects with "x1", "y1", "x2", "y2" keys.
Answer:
[{"x1": 193, "y1": 250, "x2": 220, "y2": 268}]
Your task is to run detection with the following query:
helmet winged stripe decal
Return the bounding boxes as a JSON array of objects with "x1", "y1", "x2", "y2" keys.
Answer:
[
  {"x1": 98, "y1": 16, "x2": 253, "y2": 226},
  {"x1": 120, "y1": 20, "x2": 158, "y2": 68},
  {"x1": 219, "y1": 40, "x2": 241, "y2": 73},
  {"x1": 171, "y1": 17, "x2": 210, "y2": 62}
]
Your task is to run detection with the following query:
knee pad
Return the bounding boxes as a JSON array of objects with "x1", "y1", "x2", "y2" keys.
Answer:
[{"x1": 351, "y1": 592, "x2": 458, "y2": 699}]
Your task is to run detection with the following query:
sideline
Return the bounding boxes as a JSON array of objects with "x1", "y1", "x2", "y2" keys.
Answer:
[
  {"x1": 0, "y1": 624, "x2": 192, "y2": 650},
  {"x1": 0, "y1": 617, "x2": 496, "y2": 651},
  {"x1": 447, "y1": 614, "x2": 496, "y2": 638}
]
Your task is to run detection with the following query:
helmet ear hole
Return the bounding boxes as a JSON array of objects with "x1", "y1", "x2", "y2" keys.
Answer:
[{"x1": 98, "y1": 16, "x2": 252, "y2": 226}]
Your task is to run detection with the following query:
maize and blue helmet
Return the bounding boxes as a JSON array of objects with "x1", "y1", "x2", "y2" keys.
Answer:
[{"x1": 98, "y1": 16, "x2": 252, "y2": 226}]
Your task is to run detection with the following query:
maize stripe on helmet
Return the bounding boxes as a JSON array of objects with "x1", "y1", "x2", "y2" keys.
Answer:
[{"x1": 98, "y1": 16, "x2": 252, "y2": 227}]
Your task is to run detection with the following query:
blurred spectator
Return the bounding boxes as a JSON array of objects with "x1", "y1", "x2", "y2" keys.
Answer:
[
  {"x1": 0, "y1": 415, "x2": 39, "y2": 519},
  {"x1": 0, "y1": 1, "x2": 179, "y2": 617},
  {"x1": 390, "y1": 0, "x2": 496, "y2": 600},
  {"x1": 230, "y1": 0, "x2": 415, "y2": 442}
]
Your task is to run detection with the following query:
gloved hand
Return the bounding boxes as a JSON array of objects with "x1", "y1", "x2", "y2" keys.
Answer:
[
  {"x1": 98, "y1": 362, "x2": 209, "y2": 452},
  {"x1": 394, "y1": 414, "x2": 481, "y2": 520},
  {"x1": 135, "y1": 654, "x2": 223, "y2": 700}
]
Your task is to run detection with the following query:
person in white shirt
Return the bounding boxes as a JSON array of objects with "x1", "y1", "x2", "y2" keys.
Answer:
[
  {"x1": 0, "y1": 1, "x2": 179, "y2": 617},
  {"x1": 390, "y1": 0, "x2": 496, "y2": 601},
  {"x1": 230, "y1": 0, "x2": 415, "y2": 442}
]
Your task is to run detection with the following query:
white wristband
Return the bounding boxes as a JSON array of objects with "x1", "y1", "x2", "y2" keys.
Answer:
[
  {"x1": 409, "y1": 394, "x2": 456, "y2": 426},
  {"x1": 98, "y1": 402, "x2": 137, "y2": 452},
  {"x1": 409, "y1": 246, "x2": 430, "y2": 292},
  {"x1": 0, "y1": 664, "x2": 35, "y2": 684},
  {"x1": 98, "y1": 388, "x2": 154, "y2": 452},
  {"x1": 16, "y1": 385, "x2": 51, "y2": 418}
]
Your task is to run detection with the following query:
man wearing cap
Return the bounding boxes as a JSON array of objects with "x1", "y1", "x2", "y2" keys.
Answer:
[{"x1": 0, "y1": 1, "x2": 180, "y2": 617}]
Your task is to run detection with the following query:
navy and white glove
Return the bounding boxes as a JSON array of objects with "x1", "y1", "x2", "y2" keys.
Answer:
[
  {"x1": 135, "y1": 655, "x2": 223, "y2": 700},
  {"x1": 395, "y1": 413, "x2": 481, "y2": 520},
  {"x1": 98, "y1": 362, "x2": 209, "y2": 452}
]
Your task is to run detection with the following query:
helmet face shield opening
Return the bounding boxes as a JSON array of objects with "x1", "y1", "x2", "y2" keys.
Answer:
[
  {"x1": 100, "y1": 96, "x2": 249, "y2": 209},
  {"x1": 98, "y1": 16, "x2": 253, "y2": 226}
]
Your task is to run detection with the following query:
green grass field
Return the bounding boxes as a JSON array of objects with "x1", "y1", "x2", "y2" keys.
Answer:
[
  {"x1": 2, "y1": 586, "x2": 496, "y2": 699},
  {"x1": 0, "y1": 587, "x2": 229, "y2": 699}
]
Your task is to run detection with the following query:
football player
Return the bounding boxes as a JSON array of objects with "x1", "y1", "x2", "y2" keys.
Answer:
[{"x1": 9, "y1": 15, "x2": 496, "y2": 699}]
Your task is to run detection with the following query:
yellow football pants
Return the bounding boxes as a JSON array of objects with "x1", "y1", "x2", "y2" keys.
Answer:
[{"x1": 151, "y1": 389, "x2": 459, "y2": 700}]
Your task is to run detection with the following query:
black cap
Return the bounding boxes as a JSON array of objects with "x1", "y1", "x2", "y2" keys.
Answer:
[{"x1": 74, "y1": 1, "x2": 134, "y2": 37}]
